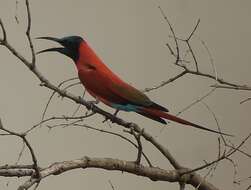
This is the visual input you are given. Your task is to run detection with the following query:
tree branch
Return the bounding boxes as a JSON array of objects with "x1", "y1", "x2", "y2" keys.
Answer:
[
  {"x1": 0, "y1": 18, "x2": 7, "y2": 43},
  {"x1": 0, "y1": 119, "x2": 40, "y2": 178},
  {"x1": 0, "y1": 156, "x2": 219, "y2": 190},
  {"x1": 25, "y1": 0, "x2": 36, "y2": 68}
]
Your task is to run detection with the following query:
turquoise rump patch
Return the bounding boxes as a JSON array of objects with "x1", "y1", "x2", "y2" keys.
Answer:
[{"x1": 111, "y1": 103, "x2": 139, "y2": 112}]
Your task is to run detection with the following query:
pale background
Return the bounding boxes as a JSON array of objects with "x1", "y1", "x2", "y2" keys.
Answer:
[{"x1": 0, "y1": 0, "x2": 250, "y2": 189}]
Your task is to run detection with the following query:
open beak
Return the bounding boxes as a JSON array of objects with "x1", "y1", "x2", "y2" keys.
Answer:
[
  {"x1": 36, "y1": 36, "x2": 81, "y2": 61},
  {"x1": 36, "y1": 36, "x2": 73, "y2": 59},
  {"x1": 36, "y1": 37, "x2": 65, "y2": 55}
]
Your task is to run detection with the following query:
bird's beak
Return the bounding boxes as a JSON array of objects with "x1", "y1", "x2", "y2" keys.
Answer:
[
  {"x1": 36, "y1": 36, "x2": 81, "y2": 61},
  {"x1": 36, "y1": 36, "x2": 68, "y2": 55}
]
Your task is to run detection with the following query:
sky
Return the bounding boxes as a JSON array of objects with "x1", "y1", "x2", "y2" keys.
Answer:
[{"x1": 0, "y1": 0, "x2": 250, "y2": 190}]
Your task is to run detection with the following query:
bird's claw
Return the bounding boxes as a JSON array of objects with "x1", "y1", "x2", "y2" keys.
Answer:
[
  {"x1": 86, "y1": 99, "x2": 99, "y2": 105},
  {"x1": 86, "y1": 99, "x2": 99, "y2": 110},
  {"x1": 102, "y1": 109, "x2": 119, "y2": 123}
]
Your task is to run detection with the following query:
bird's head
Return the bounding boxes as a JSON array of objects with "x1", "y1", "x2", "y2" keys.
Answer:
[{"x1": 36, "y1": 35, "x2": 84, "y2": 62}]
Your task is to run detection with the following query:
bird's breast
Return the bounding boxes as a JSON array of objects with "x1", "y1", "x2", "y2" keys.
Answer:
[{"x1": 77, "y1": 66, "x2": 112, "y2": 98}]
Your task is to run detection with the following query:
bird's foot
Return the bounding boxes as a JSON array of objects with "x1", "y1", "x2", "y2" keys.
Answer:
[
  {"x1": 86, "y1": 98, "x2": 100, "y2": 105},
  {"x1": 86, "y1": 99, "x2": 100, "y2": 110},
  {"x1": 102, "y1": 109, "x2": 119, "y2": 123}
]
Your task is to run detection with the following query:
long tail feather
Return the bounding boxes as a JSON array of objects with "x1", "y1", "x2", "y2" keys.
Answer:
[
  {"x1": 137, "y1": 111, "x2": 167, "y2": 124},
  {"x1": 140, "y1": 108, "x2": 233, "y2": 136}
]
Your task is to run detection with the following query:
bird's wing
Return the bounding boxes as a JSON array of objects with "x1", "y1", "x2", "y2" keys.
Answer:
[{"x1": 108, "y1": 81, "x2": 169, "y2": 112}]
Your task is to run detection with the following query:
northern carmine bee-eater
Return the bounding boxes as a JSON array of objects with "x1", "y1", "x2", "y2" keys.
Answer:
[{"x1": 37, "y1": 36, "x2": 231, "y2": 136}]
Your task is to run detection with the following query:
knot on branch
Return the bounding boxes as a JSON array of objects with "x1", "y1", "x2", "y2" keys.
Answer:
[{"x1": 178, "y1": 168, "x2": 193, "y2": 184}]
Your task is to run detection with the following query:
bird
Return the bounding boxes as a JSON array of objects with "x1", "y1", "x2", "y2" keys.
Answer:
[{"x1": 37, "y1": 35, "x2": 231, "y2": 136}]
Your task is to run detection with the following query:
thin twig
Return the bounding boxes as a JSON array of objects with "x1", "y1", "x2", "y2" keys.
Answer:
[
  {"x1": 240, "y1": 97, "x2": 251, "y2": 104},
  {"x1": 211, "y1": 84, "x2": 251, "y2": 91},
  {"x1": 108, "y1": 180, "x2": 115, "y2": 190},
  {"x1": 71, "y1": 91, "x2": 86, "y2": 117},
  {"x1": 143, "y1": 70, "x2": 187, "y2": 92},
  {"x1": 15, "y1": 140, "x2": 26, "y2": 164},
  {"x1": 201, "y1": 102, "x2": 227, "y2": 145},
  {"x1": 195, "y1": 164, "x2": 216, "y2": 190},
  {"x1": 225, "y1": 144, "x2": 251, "y2": 158},
  {"x1": 40, "y1": 77, "x2": 78, "y2": 127},
  {"x1": 0, "y1": 19, "x2": 7, "y2": 42},
  {"x1": 225, "y1": 157, "x2": 238, "y2": 185},
  {"x1": 181, "y1": 132, "x2": 251, "y2": 175},
  {"x1": 25, "y1": 113, "x2": 95, "y2": 134},
  {"x1": 158, "y1": 6, "x2": 180, "y2": 65},
  {"x1": 64, "y1": 123, "x2": 152, "y2": 167},
  {"x1": 14, "y1": 0, "x2": 20, "y2": 24},
  {"x1": 0, "y1": 119, "x2": 40, "y2": 178},
  {"x1": 176, "y1": 87, "x2": 216, "y2": 116},
  {"x1": 25, "y1": 0, "x2": 36, "y2": 68},
  {"x1": 246, "y1": 185, "x2": 251, "y2": 190},
  {"x1": 197, "y1": 36, "x2": 218, "y2": 81},
  {"x1": 187, "y1": 19, "x2": 200, "y2": 41},
  {"x1": 186, "y1": 42, "x2": 199, "y2": 72},
  {"x1": 186, "y1": 19, "x2": 201, "y2": 71},
  {"x1": 126, "y1": 128, "x2": 144, "y2": 164},
  {"x1": 62, "y1": 82, "x2": 81, "y2": 91}
]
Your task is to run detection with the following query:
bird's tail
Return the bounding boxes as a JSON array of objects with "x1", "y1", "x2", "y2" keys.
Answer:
[{"x1": 139, "y1": 108, "x2": 232, "y2": 136}]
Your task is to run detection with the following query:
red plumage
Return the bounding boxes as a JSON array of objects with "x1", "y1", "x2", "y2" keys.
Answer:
[
  {"x1": 37, "y1": 36, "x2": 231, "y2": 136},
  {"x1": 75, "y1": 41, "x2": 230, "y2": 136}
]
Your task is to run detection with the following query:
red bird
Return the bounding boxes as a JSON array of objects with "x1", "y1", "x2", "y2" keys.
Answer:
[{"x1": 38, "y1": 36, "x2": 230, "y2": 136}]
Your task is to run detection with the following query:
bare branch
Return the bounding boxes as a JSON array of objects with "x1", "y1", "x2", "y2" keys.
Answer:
[
  {"x1": 143, "y1": 70, "x2": 187, "y2": 93},
  {"x1": 1, "y1": 6, "x2": 247, "y2": 179},
  {"x1": 0, "y1": 18, "x2": 7, "y2": 43},
  {"x1": 26, "y1": 113, "x2": 95, "y2": 134},
  {"x1": 187, "y1": 19, "x2": 200, "y2": 41},
  {"x1": 176, "y1": 87, "x2": 216, "y2": 116},
  {"x1": 0, "y1": 2, "x2": 249, "y2": 190},
  {"x1": 0, "y1": 164, "x2": 35, "y2": 170},
  {"x1": 71, "y1": 91, "x2": 86, "y2": 116},
  {"x1": 225, "y1": 144, "x2": 251, "y2": 158},
  {"x1": 125, "y1": 128, "x2": 144, "y2": 164},
  {"x1": 14, "y1": 156, "x2": 219, "y2": 190},
  {"x1": 40, "y1": 77, "x2": 79, "y2": 126},
  {"x1": 158, "y1": 6, "x2": 180, "y2": 65},
  {"x1": 187, "y1": 69, "x2": 242, "y2": 87},
  {"x1": 181, "y1": 132, "x2": 251, "y2": 175},
  {"x1": 62, "y1": 81, "x2": 81, "y2": 91},
  {"x1": 1, "y1": 35, "x2": 182, "y2": 169},
  {"x1": 146, "y1": 9, "x2": 249, "y2": 93},
  {"x1": 0, "y1": 119, "x2": 40, "y2": 178},
  {"x1": 108, "y1": 180, "x2": 115, "y2": 190},
  {"x1": 197, "y1": 36, "x2": 218, "y2": 81},
  {"x1": 186, "y1": 19, "x2": 201, "y2": 71},
  {"x1": 187, "y1": 41, "x2": 199, "y2": 71},
  {"x1": 0, "y1": 168, "x2": 34, "y2": 177},
  {"x1": 51, "y1": 122, "x2": 153, "y2": 167},
  {"x1": 22, "y1": 137, "x2": 40, "y2": 178},
  {"x1": 15, "y1": 140, "x2": 26, "y2": 164},
  {"x1": 195, "y1": 164, "x2": 217, "y2": 190},
  {"x1": 240, "y1": 97, "x2": 251, "y2": 104},
  {"x1": 201, "y1": 102, "x2": 227, "y2": 145},
  {"x1": 211, "y1": 84, "x2": 251, "y2": 91},
  {"x1": 25, "y1": 0, "x2": 36, "y2": 68},
  {"x1": 234, "y1": 176, "x2": 251, "y2": 186},
  {"x1": 14, "y1": 0, "x2": 20, "y2": 24}
]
